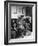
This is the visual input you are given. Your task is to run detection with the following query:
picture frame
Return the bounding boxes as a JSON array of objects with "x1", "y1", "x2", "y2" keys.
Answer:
[{"x1": 4, "y1": 1, "x2": 37, "y2": 45}]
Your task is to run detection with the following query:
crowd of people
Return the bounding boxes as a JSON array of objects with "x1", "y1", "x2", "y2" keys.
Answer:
[{"x1": 11, "y1": 15, "x2": 32, "y2": 39}]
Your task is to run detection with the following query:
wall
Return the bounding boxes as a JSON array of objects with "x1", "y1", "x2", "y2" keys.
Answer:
[{"x1": 11, "y1": 6, "x2": 26, "y2": 19}]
